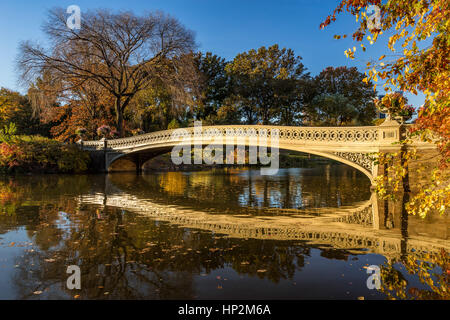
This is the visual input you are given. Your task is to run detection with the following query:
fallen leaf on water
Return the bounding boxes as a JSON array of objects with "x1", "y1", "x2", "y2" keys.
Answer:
[{"x1": 9, "y1": 242, "x2": 15, "y2": 247}]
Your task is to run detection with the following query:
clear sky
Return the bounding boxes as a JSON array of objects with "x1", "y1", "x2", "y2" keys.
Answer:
[{"x1": 0, "y1": 0, "x2": 425, "y2": 108}]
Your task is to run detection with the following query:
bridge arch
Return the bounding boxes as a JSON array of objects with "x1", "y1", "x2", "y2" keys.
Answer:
[{"x1": 106, "y1": 143, "x2": 374, "y2": 182}]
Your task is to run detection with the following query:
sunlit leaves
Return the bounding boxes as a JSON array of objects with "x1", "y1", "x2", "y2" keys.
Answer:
[
  {"x1": 374, "y1": 150, "x2": 417, "y2": 201},
  {"x1": 321, "y1": 0, "x2": 450, "y2": 219},
  {"x1": 379, "y1": 250, "x2": 449, "y2": 300}
]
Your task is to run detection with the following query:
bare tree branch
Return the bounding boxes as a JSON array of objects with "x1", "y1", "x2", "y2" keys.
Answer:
[{"x1": 17, "y1": 8, "x2": 197, "y2": 136}]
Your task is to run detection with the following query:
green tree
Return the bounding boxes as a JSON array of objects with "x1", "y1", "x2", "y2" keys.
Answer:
[
  {"x1": 132, "y1": 79, "x2": 194, "y2": 132},
  {"x1": 309, "y1": 93, "x2": 358, "y2": 126},
  {"x1": 225, "y1": 44, "x2": 309, "y2": 125},
  {"x1": 193, "y1": 52, "x2": 231, "y2": 122},
  {"x1": 315, "y1": 67, "x2": 376, "y2": 124}
]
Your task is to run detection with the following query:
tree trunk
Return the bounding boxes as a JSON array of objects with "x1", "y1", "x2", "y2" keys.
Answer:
[{"x1": 115, "y1": 98, "x2": 124, "y2": 137}]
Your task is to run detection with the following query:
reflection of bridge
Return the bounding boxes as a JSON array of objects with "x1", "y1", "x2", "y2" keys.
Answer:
[
  {"x1": 79, "y1": 182, "x2": 449, "y2": 261},
  {"x1": 79, "y1": 121, "x2": 434, "y2": 184}
]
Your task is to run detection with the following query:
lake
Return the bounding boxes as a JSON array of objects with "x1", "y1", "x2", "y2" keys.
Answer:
[{"x1": 0, "y1": 164, "x2": 448, "y2": 299}]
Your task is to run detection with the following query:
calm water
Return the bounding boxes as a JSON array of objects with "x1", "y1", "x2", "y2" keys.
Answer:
[{"x1": 0, "y1": 165, "x2": 448, "y2": 300}]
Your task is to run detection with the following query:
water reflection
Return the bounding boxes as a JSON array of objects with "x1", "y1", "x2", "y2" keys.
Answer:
[
  {"x1": 0, "y1": 166, "x2": 448, "y2": 300},
  {"x1": 110, "y1": 166, "x2": 372, "y2": 215}
]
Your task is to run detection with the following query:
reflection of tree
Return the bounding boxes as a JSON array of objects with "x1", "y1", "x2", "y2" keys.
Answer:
[
  {"x1": 3, "y1": 176, "x2": 359, "y2": 299},
  {"x1": 12, "y1": 205, "x2": 197, "y2": 299},
  {"x1": 109, "y1": 165, "x2": 371, "y2": 216},
  {"x1": 2, "y1": 173, "x2": 447, "y2": 300},
  {"x1": 11, "y1": 193, "x2": 369, "y2": 299},
  {"x1": 158, "y1": 172, "x2": 187, "y2": 196},
  {"x1": 0, "y1": 175, "x2": 92, "y2": 243},
  {"x1": 379, "y1": 250, "x2": 449, "y2": 300},
  {"x1": 376, "y1": 191, "x2": 449, "y2": 300},
  {"x1": 320, "y1": 249, "x2": 351, "y2": 261}
]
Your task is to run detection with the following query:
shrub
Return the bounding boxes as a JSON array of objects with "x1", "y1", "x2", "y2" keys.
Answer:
[
  {"x1": 0, "y1": 123, "x2": 17, "y2": 143},
  {"x1": 0, "y1": 134, "x2": 90, "y2": 173}
]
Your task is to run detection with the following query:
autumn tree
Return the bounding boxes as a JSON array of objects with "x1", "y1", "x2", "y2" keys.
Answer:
[
  {"x1": 131, "y1": 79, "x2": 192, "y2": 132},
  {"x1": 0, "y1": 88, "x2": 46, "y2": 136},
  {"x1": 321, "y1": 0, "x2": 449, "y2": 216},
  {"x1": 24, "y1": 69, "x2": 116, "y2": 141},
  {"x1": 18, "y1": 8, "x2": 196, "y2": 137},
  {"x1": 50, "y1": 84, "x2": 117, "y2": 142}
]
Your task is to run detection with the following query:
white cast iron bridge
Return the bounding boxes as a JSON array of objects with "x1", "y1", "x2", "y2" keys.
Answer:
[{"x1": 79, "y1": 120, "x2": 433, "y2": 184}]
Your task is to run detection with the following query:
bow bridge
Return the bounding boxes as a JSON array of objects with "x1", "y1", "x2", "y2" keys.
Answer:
[{"x1": 79, "y1": 120, "x2": 433, "y2": 184}]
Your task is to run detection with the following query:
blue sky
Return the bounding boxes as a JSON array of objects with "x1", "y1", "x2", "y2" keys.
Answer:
[{"x1": 0, "y1": 0, "x2": 424, "y2": 108}]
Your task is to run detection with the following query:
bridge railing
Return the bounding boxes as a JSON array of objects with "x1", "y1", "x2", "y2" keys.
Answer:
[
  {"x1": 79, "y1": 123, "x2": 435, "y2": 153},
  {"x1": 79, "y1": 125, "x2": 387, "y2": 151}
]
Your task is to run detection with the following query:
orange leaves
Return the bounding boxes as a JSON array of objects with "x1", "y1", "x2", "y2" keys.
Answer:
[
  {"x1": 415, "y1": 104, "x2": 450, "y2": 169},
  {"x1": 344, "y1": 48, "x2": 356, "y2": 59},
  {"x1": 333, "y1": 34, "x2": 348, "y2": 40}
]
